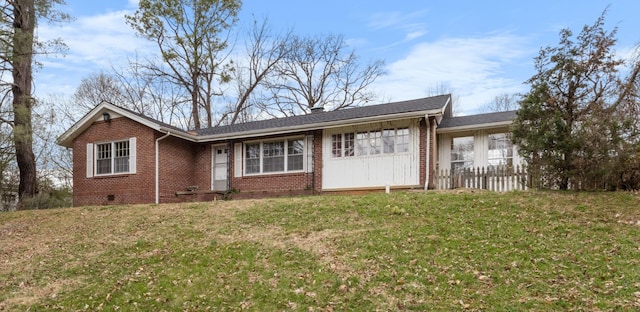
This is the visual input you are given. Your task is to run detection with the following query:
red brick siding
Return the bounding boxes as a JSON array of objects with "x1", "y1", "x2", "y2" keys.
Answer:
[
  {"x1": 73, "y1": 117, "x2": 156, "y2": 206},
  {"x1": 428, "y1": 116, "x2": 436, "y2": 189},
  {"x1": 418, "y1": 117, "x2": 438, "y2": 189},
  {"x1": 157, "y1": 136, "x2": 199, "y2": 203},
  {"x1": 312, "y1": 130, "x2": 323, "y2": 192},
  {"x1": 419, "y1": 118, "x2": 427, "y2": 187},
  {"x1": 229, "y1": 131, "x2": 321, "y2": 194},
  {"x1": 73, "y1": 117, "x2": 218, "y2": 206}
]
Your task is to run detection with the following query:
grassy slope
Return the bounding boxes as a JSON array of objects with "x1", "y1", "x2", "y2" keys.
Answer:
[{"x1": 1, "y1": 190, "x2": 640, "y2": 311}]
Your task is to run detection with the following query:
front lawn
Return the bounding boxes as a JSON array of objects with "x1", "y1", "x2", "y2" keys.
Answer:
[{"x1": 1, "y1": 190, "x2": 639, "y2": 310}]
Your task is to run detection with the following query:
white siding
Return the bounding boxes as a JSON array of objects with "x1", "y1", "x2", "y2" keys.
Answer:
[
  {"x1": 437, "y1": 129, "x2": 520, "y2": 171},
  {"x1": 322, "y1": 120, "x2": 420, "y2": 190}
]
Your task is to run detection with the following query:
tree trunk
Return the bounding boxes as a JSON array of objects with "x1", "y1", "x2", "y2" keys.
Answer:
[
  {"x1": 191, "y1": 71, "x2": 200, "y2": 130},
  {"x1": 12, "y1": 0, "x2": 38, "y2": 207}
]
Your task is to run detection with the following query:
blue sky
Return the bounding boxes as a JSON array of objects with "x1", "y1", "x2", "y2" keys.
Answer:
[{"x1": 37, "y1": 0, "x2": 640, "y2": 114}]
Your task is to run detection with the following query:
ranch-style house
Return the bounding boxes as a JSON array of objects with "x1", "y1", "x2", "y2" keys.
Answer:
[{"x1": 57, "y1": 94, "x2": 520, "y2": 206}]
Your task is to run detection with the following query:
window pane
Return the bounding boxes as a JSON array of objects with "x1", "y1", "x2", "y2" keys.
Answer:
[
  {"x1": 356, "y1": 132, "x2": 368, "y2": 156},
  {"x1": 344, "y1": 133, "x2": 355, "y2": 157},
  {"x1": 452, "y1": 137, "x2": 474, "y2": 161},
  {"x1": 451, "y1": 136, "x2": 474, "y2": 172},
  {"x1": 382, "y1": 129, "x2": 394, "y2": 154},
  {"x1": 245, "y1": 143, "x2": 261, "y2": 174},
  {"x1": 488, "y1": 133, "x2": 513, "y2": 169},
  {"x1": 331, "y1": 134, "x2": 342, "y2": 158},
  {"x1": 396, "y1": 128, "x2": 409, "y2": 153},
  {"x1": 114, "y1": 141, "x2": 130, "y2": 173},
  {"x1": 263, "y1": 141, "x2": 285, "y2": 172},
  {"x1": 96, "y1": 143, "x2": 111, "y2": 174},
  {"x1": 369, "y1": 130, "x2": 381, "y2": 155},
  {"x1": 287, "y1": 139, "x2": 304, "y2": 171}
]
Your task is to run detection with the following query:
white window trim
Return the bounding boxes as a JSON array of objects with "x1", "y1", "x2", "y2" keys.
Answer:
[
  {"x1": 88, "y1": 137, "x2": 137, "y2": 177},
  {"x1": 243, "y1": 136, "x2": 305, "y2": 176}
]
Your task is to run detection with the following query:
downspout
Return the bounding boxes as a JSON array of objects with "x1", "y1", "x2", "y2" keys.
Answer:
[
  {"x1": 425, "y1": 115, "x2": 430, "y2": 190},
  {"x1": 226, "y1": 140, "x2": 232, "y2": 192},
  {"x1": 155, "y1": 132, "x2": 172, "y2": 204}
]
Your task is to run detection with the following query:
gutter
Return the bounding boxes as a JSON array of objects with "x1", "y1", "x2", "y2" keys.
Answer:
[
  {"x1": 436, "y1": 121, "x2": 512, "y2": 133},
  {"x1": 192, "y1": 109, "x2": 444, "y2": 142},
  {"x1": 155, "y1": 131, "x2": 172, "y2": 204}
]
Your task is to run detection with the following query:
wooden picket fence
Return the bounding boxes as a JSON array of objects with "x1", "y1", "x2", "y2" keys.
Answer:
[{"x1": 434, "y1": 165, "x2": 528, "y2": 192}]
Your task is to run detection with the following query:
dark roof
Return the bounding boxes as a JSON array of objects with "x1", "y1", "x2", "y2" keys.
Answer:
[
  {"x1": 196, "y1": 94, "x2": 450, "y2": 136},
  {"x1": 107, "y1": 102, "x2": 186, "y2": 133},
  {"x1": 438, "y1": 110, "x2": 517, "y2": 129}
]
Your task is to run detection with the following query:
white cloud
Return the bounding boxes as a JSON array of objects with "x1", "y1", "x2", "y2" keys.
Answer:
[
  {"x1": 367, "y1": 11, "x2": 428, "y2": 46},
  {"x1": 373, "y1": 34, "x2": 530, "y2": 114},
  {"x1": 35, "y1": 9, "x2": 156, "y2": 97}
]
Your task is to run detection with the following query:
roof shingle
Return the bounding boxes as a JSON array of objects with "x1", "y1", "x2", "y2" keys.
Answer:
[
  {"x1": 438, "y1": 110, "x2": 517, "y2": 129},
  {"x1": 196, "y1": 94, "x2": 450, "y2": 136}
]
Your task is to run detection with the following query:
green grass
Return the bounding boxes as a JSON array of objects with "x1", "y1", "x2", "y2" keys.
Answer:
[{"x1": 1, "y1": 190, "x2": 640, "y2": 310}]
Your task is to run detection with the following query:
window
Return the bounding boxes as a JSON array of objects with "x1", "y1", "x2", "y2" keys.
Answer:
[
  {"x1": 263, "y1": 141, "x2": 285, "y2": 172},
  {"x1": 382, "y1": 129, "x2": 395, "y2": 153},
  {"x1": 451, "y1": 136, "x2": 474, "y2": 173},
  {"x1": 344, "y1": 133, "x2": 355, "y2": 157},
  {"x1": 93, "y1": 139, "x2": 133, "y2": 176},
  {"x1": 331, "y1": 134, "x2": 342, "y2": 157},
  {"x1": 114, "y1": 141, "x2": 130, "y2": 173},
  {"x1": 368, "y1": 130, "x2": 381, "y2": 155},
  {"x1": 331, "y1": 133, "x2": 356, "y2": 158},
  {"x1": 356, "y1": 132, "x2": 368, "y2": 156},
  {"x1": 96, "y1": 143, "x2": 112, "y2": 174},
  {"x1": 488, "y1": 133, "x2": 513, "y2": 168},
  {"x1": 245, "y1": 143, "x2": 261, "y2": 174},
  {"x1": 396, "y1": 128, "x2": 409, "y2": 153},
  {"x1": 287, "y1": 139, "x2": 304, "y2": 171},
  {"x1": 333, "y1": 128, "x2": 410, "y2": 158},
  {"x1": 244, "y1": 138, "x2": 305, "y2": 174}
]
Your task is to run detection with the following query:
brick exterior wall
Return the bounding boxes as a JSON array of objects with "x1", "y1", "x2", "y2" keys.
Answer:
[
  {"x1": 73, "y1": 116, "x2": 217, "y2": 206},
  {"x1": 312, "y1": 130, "x2": 323, "y2": 191},
  {"x1": 72, "y1": 116, "x2": 434, "y2": 205},
  {"x1": 157, "y1": 136, "x2": 201, "y2": 203},
  {"x1": 228, "y1": 131, "x2": 321, "y2": 196},
  {"x1": 73, "y1": 117, "x2": 156, "y2": 206},
  {"x1": 429, "y1": 116, "x2": 437, "y2": 189},
  {"x1": 418, "y1": 117, "x2": 437, "y2": 189},
  {"x1": 419, "y1": 118, "x2": 427, "y2": 188}
]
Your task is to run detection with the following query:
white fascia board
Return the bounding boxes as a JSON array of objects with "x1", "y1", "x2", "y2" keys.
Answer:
[
  {"x1": 436, "y1": 121, "x2": 512, "y2": 134},
  {"x1": 57, "y1": 102, "x2": 112, "y2": 147},
  {"x1": 57, "y1": 102, "x2": 196, "y2": 147},
  {"x1": 195, "y1": 109, "x2": 442, "y2": 142},
  {"x1": 441, "y1": 96, "x2": 451, "y2": 116}
]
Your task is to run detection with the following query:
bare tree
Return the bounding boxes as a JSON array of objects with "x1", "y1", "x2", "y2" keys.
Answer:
[
  {"x1": 261, "y1": 33, "x2": 385, "y2": 116},
  {"x1": 73, "y1": 72, "x2": 128, "y2": 111},
  {"x1": 218, "y1": 17, "x2": 292, "y2": 125},
  {"x1": 478, "y1": 93, "x2": 520, "y2": 113},
  {"x1": 425, "y1": 82, "x2": 461, "y2": 115},
  {"x1": 125, "y1": 0, "x2": 241, "y2": 129}
]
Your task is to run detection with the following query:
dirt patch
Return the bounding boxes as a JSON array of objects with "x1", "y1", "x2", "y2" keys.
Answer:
[
  {"x1": 0, "y1": 277, "x2": 82, "y2": 310},
  {"x1": 224, "y1": 223, "x2": 370, "y2": 279}
]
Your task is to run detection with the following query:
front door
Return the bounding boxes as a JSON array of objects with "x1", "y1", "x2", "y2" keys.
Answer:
[{"x1": 212, "y1": 145, "x2": 228, "y2": 191}]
